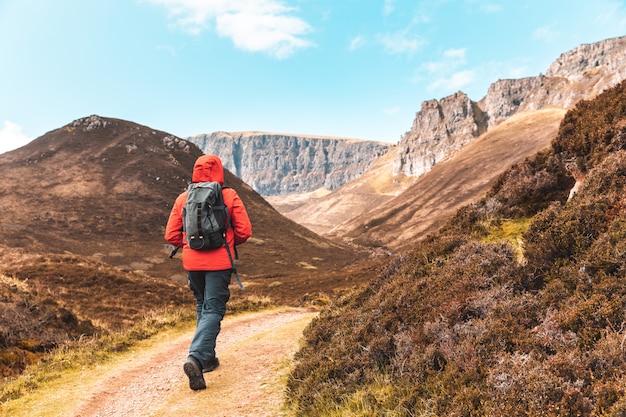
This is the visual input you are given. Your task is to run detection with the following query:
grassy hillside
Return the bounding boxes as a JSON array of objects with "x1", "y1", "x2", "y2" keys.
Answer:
[{"x1": 286, "y1": 82, "x2": 626, "y2": 416}]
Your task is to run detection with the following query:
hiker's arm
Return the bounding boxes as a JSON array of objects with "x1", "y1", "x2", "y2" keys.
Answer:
[
  {"x1": 164, "y1": 194, "x2": 185, "y2": 247},
  {"x1": 230, "y1": 193, "x2": 252, "y2": 245}
]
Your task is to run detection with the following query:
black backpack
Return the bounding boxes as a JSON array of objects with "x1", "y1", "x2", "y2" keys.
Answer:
[
  {"x1": 182, "y1": 181, "x2": 244, "y2": 289},
  {"x1": 184, "y1": 181, "x2": 228, "y2": 250}
]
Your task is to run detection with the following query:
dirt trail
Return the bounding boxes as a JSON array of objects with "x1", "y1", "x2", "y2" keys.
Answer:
[{"x1": 69, "y1": 308, "x2": 316, "y2": 417}]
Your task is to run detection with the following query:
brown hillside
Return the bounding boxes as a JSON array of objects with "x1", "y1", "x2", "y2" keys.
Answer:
[
  {"x1": 287, "y1": 80, "x2": 626, "y2": 417},
  {"x1": 334, "y1": 108, "x2": 567, "y2": 251},
  {"x1": 0, "y1": 115, "x2": 361, "y2": 282},
  {"x1": 266, "y1": 148, "x2": 416, "y2": 235},
  {"x1": 0, "y1": 115, "x2": 378, "y2": 378}
]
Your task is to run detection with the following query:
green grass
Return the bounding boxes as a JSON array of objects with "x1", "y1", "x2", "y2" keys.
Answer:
[{"x1": 481, "y1": 217, "x2": 531, "y2": 263}]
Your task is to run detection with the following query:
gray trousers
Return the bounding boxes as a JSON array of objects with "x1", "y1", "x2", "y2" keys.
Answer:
[{"x1": 186, "y1": 269, "x2": 232, "y2": 368}]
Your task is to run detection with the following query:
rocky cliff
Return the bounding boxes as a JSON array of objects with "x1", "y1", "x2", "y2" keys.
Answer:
[
  {"x1": 393, "y1": 91, "x2": 487, "y2": 177},
  {"x1": 187, "y1": 132, "x2": 392, "y2": 196},
  {"x1": 394, "y1": 35, "x2": 626, "y2": 176}
]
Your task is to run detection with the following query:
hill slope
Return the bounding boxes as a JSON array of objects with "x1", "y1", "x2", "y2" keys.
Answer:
[
  {"x1": 0, "y1": 115, "x2": 360, "y2": 280},
  {"x1": 266, "y1": 148, "x2": 416, "y2": 236},
  {"x1": 287, "y1": 81, "x2": 626, "y2": 416},
  {"x1": 0, "y1": 115, "x2": 372, "y2": 379},
  {"x1": 312, "y1": 108, "x2": 565, "y2": 250}
]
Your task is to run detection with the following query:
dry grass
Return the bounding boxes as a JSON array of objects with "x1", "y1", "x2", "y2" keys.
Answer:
[
  {"x1": 0, "y1": 308, "x2": 193, "y2": 410},
  {"x1": 335, "y1": 108, "x2": 567, "y2": 251}
]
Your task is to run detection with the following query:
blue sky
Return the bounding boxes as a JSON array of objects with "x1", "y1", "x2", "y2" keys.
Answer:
[{"x1": 1, "y1": 0, "x2": 626, "y2": 154}]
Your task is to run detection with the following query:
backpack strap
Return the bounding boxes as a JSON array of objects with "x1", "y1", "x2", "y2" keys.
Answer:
[
  {"x1": 222, "y1": 187, "x2": 244, "y2": 289},
  {"x1": 224, "y1": 241, "x2": 244, "y2": 290}
]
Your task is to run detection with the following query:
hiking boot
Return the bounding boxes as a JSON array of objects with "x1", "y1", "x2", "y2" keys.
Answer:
[
  {"x1": 183, "y1": 356, "x2": 206, "y2": 391},
  {"x1": 203, "y1": 357, "x2": 220, "y2": 373}
]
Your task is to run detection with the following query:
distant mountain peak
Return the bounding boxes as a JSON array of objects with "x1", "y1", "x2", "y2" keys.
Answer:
[
  {"x1": 187, "y1": 131, "x2": 393, "y2": 196},
  {"x1": 395, "y1": 35, "x2": 626, "y2": 178},
  {"x1": 69, "y1": 114, "x2": 112, "y2": 132}
]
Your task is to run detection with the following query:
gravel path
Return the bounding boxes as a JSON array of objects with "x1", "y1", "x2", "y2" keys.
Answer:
[{"x1": 70, "y1": 308, "x2": 316, "y2": 417}]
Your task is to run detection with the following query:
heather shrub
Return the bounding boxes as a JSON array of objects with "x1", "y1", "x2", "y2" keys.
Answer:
[
  {"x1": 441, "y1": 202, "x2": 490, "y2": 238},
  {"x1": 581, "y1": 150, "x2": 626, "y2": 199},
  {"x1": 288, "y1": 241, "x2": 524, "y2": 416},
  {"x1": 487, "y1": 150, "x2": 573, "y2": 218},
  {"x1": 287, "y1": 77, "x2": 626, "y2": 417},
  {"x1": 554, "y1": 79, "x2": 626, "y2": 172},
  {"x1": 523, "y1": 199, "x2": 610, "y2": 280}
]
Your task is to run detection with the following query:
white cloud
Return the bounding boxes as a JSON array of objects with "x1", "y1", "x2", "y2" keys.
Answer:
[
  {"x1": 414, "y1": 47, "x2": 467, "y2": 82},
  {"x1": 507, "y1": 65, "x2": 530, "y2": 79},
  {"x1": 464, "y1": 0, "x2": 502, "y2": 14},
  {"x1": 412, "y1": 48, "x2": 474, "y2": 95},
  {"x1": 349, "y1": 35, "x2": 366, "y2": 51},
  {"x1": 378, "y1": 31, "x2": 425, "y2": 55},
  {"x1": 444, "y1": 48, "x2": 466, "y2": 59},
  {"x1": 478, "y1": 2, "x2": 502, "y2": 13},
  {"x1": 384, "y1": 106, "x2": 401, "y2": 115},
  {"x1": 383, "y1": 0, "x2": 396, "y2": 16},
  {"x1": 428, "y1": 70, "x2": 475, "y2": 92},
  {"x1": 157, "y1": 44, "x2": 178, "y2": 55},
  {"x1": 0, "y1": 121, "x2": 31, "y2": 154},
  {"x1": 594, "y1": 1, "x2": 626, "y2": 33},
  {"x1": 146, "y1": 0, "x2": 313, "y2": 58},
  {"x1": 532, "y1": 25, "x2": 558, "y2": 43}
]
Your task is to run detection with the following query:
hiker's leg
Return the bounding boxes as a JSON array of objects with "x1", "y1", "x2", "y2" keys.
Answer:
[
  {"x1": 187, "y1": 271, "x2": 205, "y2": 323},
  {"x1": 188, "y1": 269, "x2": 231, "y2": 368}
]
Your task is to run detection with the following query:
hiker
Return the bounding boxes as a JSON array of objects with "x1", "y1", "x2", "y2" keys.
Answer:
[{"x1": 165, "y1": 154, "x2": 252, "y2": 391}]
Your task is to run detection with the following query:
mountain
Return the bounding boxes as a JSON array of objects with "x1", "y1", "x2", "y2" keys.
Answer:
[
  {"x1": 184, "y1": 37, "x2": 626, "y2": 249},
  {"x1": 187, "y1": 131, "x2": 392, "y2": 196},
  {"x1": 274, "y1": 108, "x2": 565, "y2": 244},
  {"x1": 266, "y1": 146, "x2": 416, "y2": 236},
  {"x1": 0, "y1": 115, "x2": 360, "y2": 281},
  {"x1": 287, "y1": 77, "x2": 626, "y2": 417},
  {"x1": 190, "y1": 37, "x2": 626, "y2": 212},
  {"x1": 0, "y1": 115, "x2": 376, "y2": 378},
  {"x1": 394, "y1": 35, "x2": 626, "y2": 178},
  {"x1": 336, "y1": 108, "x2": 567, "y2": 251},
  {"x1": 282, "y1": 35, "x2": 626, "y2": 248}
]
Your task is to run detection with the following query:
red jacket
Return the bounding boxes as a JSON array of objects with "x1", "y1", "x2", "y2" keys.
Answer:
[{"x1": 165, "y1": 154, "x2": 252, "y2": 271}]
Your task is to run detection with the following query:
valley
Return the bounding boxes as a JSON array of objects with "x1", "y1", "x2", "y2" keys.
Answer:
[{"x1": 2, "y1": 35, "x2": 626, "y2": 416}]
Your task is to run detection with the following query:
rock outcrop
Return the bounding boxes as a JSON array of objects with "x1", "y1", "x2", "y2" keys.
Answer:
[
  {"x1": 188, "y1": 132, "x2": 392, "y2": 196},
  {"x1": 394, "y1": 35, "x2": 626, "y2": 177},
  {"x1": 393, "y1": 92, "x2": 486, "y2": 177}
]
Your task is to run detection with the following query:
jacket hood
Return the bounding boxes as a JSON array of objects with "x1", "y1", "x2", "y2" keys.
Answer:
[{"x1": 192, "y1": 154, "x2": 225, "y2": 184}]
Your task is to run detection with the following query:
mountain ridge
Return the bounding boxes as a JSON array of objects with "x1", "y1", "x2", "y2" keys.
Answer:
[
  {"x1": 187, "y1": 131, "x2": 392, "y2": 196},
  {"x1": 0, "y1": 115, "x2": 364, "y2": 282},
  {"x1": 276, "y1": 35, "x2": 626, "y2": 247},
  {"x1": 394, "y1": 35, "x2": 626, "y2": 178}
]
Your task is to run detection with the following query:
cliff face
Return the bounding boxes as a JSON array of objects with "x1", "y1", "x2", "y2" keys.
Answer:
[
  {"x1": 188, "y1": 132, "x2": 392, "y2": 196},
  {"x1": 394, "y1": 35, "x2": 626, "y2": 176},
  {"x1": 189, "y1": 37, "x2": 626, "y2": 194},
  {"x1": 393, "y1": 91, "x2": 486, "y2": 177},
  {"x1": 546, "y1": 36, "x2": 626, "y2": 83}
]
